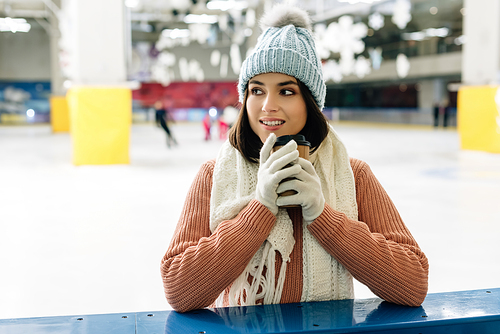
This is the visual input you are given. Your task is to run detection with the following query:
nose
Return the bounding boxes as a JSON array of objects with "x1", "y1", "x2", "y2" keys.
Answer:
[{"x1": 262, "y1": 93, "x2": 279, "y2": 113}]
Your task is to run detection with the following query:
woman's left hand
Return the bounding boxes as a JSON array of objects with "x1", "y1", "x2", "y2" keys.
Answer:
[{"x1": 276, "y1": 158, "x2": 325, "y2": 222}]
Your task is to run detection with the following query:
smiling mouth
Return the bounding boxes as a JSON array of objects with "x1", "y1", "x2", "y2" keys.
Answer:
[{"x1": 260, "y1": 120, "x2": 285, "y2": 126}]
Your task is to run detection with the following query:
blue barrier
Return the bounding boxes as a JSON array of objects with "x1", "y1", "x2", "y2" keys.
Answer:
[{"x1": 0, "y1": 288, "x2": 498, "y2": 333}]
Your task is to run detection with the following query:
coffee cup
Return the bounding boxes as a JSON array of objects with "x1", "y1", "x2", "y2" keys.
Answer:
[{"x1": 272, "y1": 134, "x2": 310, "y2": 207}]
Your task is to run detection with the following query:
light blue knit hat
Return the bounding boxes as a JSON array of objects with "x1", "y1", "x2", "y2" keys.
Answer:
[{"x1": 238, "y1": 5, "x2": 326, "y2": 110}]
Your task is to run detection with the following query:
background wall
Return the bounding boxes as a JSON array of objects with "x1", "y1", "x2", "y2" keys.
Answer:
[
  {"x1": 0, "y1": 25, "x2": 51, "y2": 81},
  {"x1": 130, "y1": 41, "x2": 242, "y2": 83}
]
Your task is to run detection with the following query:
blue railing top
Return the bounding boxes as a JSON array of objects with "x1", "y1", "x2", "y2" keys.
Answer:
[{"x1": 1, "y1": 288, "x2": 499, "y2": 333}]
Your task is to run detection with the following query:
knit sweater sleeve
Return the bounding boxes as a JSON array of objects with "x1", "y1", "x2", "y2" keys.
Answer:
[
  {"x1": 307, "y1": 158, "x2": 429, "y2": 307},
  {"x1": 160, "y1": 160, "x2": 276, "y2": 313}
]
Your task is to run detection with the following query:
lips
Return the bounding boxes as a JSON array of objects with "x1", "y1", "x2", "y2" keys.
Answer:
[{"x1": 260, "y1": 119, "x2": 285, "y2": 126}]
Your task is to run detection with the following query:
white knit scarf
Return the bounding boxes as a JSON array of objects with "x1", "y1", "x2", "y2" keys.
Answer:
[{"x1": 209, "y1": 125, "x2": 358, "y2": 307}]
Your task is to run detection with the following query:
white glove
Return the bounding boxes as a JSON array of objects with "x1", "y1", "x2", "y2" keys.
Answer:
[
  {"x1": 255, "y1": 134, "x2": 301, "y2": 215},
  {"x1": 276, "y1": 158, "x2": 325, "y2": 222}
]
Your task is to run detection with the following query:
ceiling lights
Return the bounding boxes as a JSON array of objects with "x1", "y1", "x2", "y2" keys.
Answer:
[
  {"x1": 183, "y1": 14, "x2": 218, "y2": 24},
  {"x1": 402, "y1": 27, "x2": 450, "y2": 41},
  {"x1": 337, "y1": 0, "x2": 382, "y2": 3},
  {"x1": 0, "y1": 17, "x2": 31, "y2": 33},
  {"x1": 124, "y1": 0, "x2": 141, "y2": 8},
  {"x1": 206, "y1": 0, "x2": 248, "y2": 11},
  {"x1": 162, "y1": 28, "x2": 190, "y2": 39}
]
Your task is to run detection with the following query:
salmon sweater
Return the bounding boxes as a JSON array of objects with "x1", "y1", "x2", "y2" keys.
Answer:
[{"x1": 161, "y1": 158, "x2": 429, "y2": 313}]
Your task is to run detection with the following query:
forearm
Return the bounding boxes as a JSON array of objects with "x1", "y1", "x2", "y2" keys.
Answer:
[
  {"x1": 308, "y1": 206, "x2": 428, "y2": 306},
  {"x1": 161, "y1": 200, "x2": 275, "y2": 312}
]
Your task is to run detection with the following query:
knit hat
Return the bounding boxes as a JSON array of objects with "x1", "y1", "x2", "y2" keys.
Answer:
[{"x1": 238, "y1": 5, "x2": 326, "y2": 110}]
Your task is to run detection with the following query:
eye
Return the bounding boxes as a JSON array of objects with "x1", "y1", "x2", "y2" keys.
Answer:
[
  {"x1": 250, "y1": 88, "x2": 263, "y2": 95},
  {"x1": 281, "y1": 89, "x2": 295, "y2": 96}
]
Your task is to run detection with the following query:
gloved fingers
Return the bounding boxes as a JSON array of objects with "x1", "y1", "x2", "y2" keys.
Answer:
[
  {"x1": 266, "y1": 148, "x2": 299, "y2": 174},
  {"x1": 297, "y1": 158, "x2": 318, "y2": 177},
  {"x1": 259, "y1": 133, "x2": 277, "y2": 165},
  {"x1": 264, "y1": 139, "x2": 297, "y2": 162},
  {"x1": 276, "y1": 192, "x2": 302, "y2": 207},
  {"x1": 273, "y1": 164, "x2": 302, "y2": 186},
  {"x1": 285, "y1": 164, "x2": 315, "y2": 185},
  {"x1": 276, "y1": 177, "x2": 303, "y2": 195},
  {"x1": 260, "y1": 134, "x2": 298, "y2": 167}
]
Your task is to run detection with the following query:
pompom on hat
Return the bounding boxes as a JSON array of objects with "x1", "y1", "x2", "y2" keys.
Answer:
[{"x1": 238, "y1": 4, "x2": 326, "y2": 110}]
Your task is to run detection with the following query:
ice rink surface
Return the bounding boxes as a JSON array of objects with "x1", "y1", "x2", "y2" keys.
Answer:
[{"x1": 1, "y1": 121, "x2": 499, "y2": 319}]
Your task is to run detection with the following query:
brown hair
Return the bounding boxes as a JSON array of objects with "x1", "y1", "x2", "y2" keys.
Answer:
[{"x1": 229, "y1": 79, "x2": 329, "y2": 163}]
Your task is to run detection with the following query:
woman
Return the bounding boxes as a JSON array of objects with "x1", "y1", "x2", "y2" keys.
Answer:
[
  {"x1": 160, "y1": 5, "x2": 428, "y2": 313},
  {"x1": 154, "y1": 100, "x2": 177, "y2": 147}
]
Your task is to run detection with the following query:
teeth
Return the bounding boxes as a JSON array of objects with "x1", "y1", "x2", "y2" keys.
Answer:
[{"x1": 262, "y1": 120, "x2": 284, "y2": 126}]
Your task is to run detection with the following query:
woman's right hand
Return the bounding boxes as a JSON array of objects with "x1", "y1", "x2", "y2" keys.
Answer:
[{"x1": 255, "y1": 133, "x2": 301, "y2": 215}]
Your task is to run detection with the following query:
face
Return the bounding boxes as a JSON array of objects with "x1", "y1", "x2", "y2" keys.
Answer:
[{"x1": 246, "y1": 73, "x2": 307, "y2": 143}]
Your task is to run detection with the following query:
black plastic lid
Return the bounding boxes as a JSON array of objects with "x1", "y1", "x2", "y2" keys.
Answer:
[{"x1": 273, "y1": 134, "x2": 310, "y2": 147}]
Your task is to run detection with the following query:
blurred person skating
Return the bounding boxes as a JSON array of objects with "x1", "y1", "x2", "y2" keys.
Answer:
[
  {"x1": 433, "y1": 100, "x2": 451, "y2": 128},
  {"x1": 433, "y1": 102, "x2": 440, "y2": 128},
  {"x1": 218, "y1": 114, "x2": 229, "y2": 140},
  {"x1": 203, "y1": 112, "x2": 212, "y2": 141},
  {"x1": 442, "y1": 100, "x2": 450, "y2": 128},
  {"x1": 161, "y1": 5, "x2": 428, "y2": 313},
  {"x1": 155, "y1": 101, "x2": 177, "y2": 148}
]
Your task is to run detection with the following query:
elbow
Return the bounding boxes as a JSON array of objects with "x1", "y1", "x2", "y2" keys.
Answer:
[
  {"x1": 161, "y1": 264, "x2": 191, "y2": 313},
  {"x1": 408, "y1": 258, "x2": 429, "y2": 306},
  {"x1": 381, "y1": 284, "x2": 427, "y2": 307},
  {"x1": 164, "y1": 284, "x2": 199, "y2": 313},
  {"x1": 394, "y1": 253, "x2": 429, "y2": 307},
  {"x1": 165, "y1": 288, "x2": 211, "y2": 313},
  {"x1": 389, "y1": 275, "x2": 429, "y2": 307},
  {"x1": 408, "y1": 282, "x2": 428, "y2": 307},
  {"x1": 167, "y1": 297, "x2": 199, "y2": 313},
  {"x1": 401, "y1": 288, "x2": 427, "y2": 307},
  {"x1": 412, "y1": 282, "x2": 428, "y2": 306},
  {"x1": 162, "y1": 274, "x2": 198, "y2": 313},
  {"x1": 162, "y1": 273, "x2": 211, "y2": 313},
  {"x1": 373, "y1": 266, "x2": 429, "y2": 307}
]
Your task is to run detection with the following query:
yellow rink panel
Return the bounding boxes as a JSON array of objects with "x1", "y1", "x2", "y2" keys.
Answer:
[
  {"x1": 50, "y1": 96, "x2": 70, "y2": 133},
  {"x1": 67, "y1": 87, "x2": 132, "y2": 165},
  {"x1": 457, "y1": 85, "x2": 500, "y2": 153}
]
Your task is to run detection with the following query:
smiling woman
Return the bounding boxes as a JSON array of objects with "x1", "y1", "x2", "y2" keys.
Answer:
[
  {"x1": 246, "y1": 73, "x2": 307, "y2": 142},
  {"x1": 231, "y1": 74, "x2": 329, "y2": 162},
  {"x1": 246, "y1": 73, "x2": 307, "y2": 143},
  {"x1": 160, "y1": 3, "x2": 428, "y2": 313}
]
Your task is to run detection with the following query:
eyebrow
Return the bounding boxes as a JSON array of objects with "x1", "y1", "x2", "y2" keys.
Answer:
[{"x1": 249, "y1": 79, "x2": 298, "y2": 87}]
